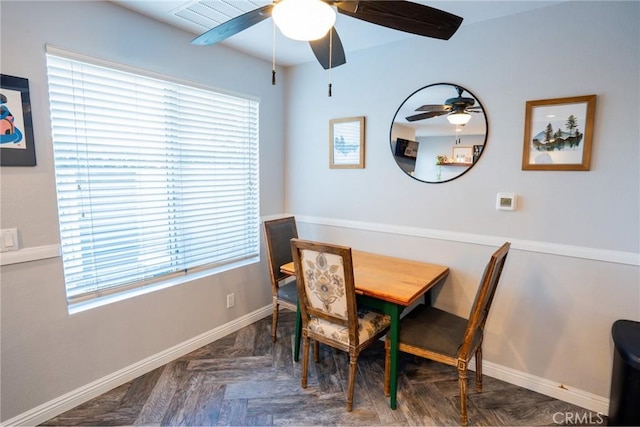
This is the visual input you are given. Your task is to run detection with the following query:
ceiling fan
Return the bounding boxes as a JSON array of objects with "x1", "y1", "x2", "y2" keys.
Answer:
[
  {"x1": 191, "y1": 0, "x2": 463, "y2": 70},
  {"x1": 406, "y1": 85, "x2": 483, "y2": 125}
]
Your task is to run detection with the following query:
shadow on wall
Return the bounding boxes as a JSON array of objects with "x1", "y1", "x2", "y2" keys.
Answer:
[{"x1": 484, "y1": 260, "x2": 566, "y2": 376}]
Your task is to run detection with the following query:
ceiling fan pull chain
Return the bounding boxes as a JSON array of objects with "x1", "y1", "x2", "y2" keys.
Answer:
[
  {"x1": 272, "y1": 19, "x2": 276, "y2": 85},
  {"x1": 328, "y1": 28, "x2": 333, "y2": 97}
]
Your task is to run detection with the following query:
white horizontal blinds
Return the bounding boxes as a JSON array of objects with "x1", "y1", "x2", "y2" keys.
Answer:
[
  {"x1": 46, "y1": 51, "x2": 259, "y2": 303},
  {"x1": 175, "y1": 85, "x2": 259, "y2": 271}
]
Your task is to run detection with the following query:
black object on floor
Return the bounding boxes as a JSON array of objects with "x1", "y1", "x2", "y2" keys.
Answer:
[{"x1": 608, "y1": 319, "x2": 640, "y2": 426}]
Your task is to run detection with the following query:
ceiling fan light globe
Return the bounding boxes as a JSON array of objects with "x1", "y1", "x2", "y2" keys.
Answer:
[
  {"x1": 272, "y1": 0, "x2": 336, "y2": 41},
  {"x1": 447, "y1": 111, "x2": 471, "y2": 125}
]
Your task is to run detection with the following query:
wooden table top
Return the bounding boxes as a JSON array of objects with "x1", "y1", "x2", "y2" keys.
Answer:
[{"x1": 280, "y1": 249, "x2": 449, "y2": 306}]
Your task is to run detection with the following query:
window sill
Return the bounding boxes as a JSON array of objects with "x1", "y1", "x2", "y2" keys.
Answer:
[{"x1": 68, "y1": 256, "x2": 259, "y2": 315}]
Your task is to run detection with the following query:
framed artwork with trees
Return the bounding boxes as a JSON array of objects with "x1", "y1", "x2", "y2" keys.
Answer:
[{"x1": 522, "y1": 95, "x2": 596, "y2": 171}]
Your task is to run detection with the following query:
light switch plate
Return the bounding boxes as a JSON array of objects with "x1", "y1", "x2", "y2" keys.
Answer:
[
  {"x1": 0, "y1": 228, "x2": 19, "y2": 252},
  {"x1": 496, "y1": 193, "x2": 517, "y2": 211}
]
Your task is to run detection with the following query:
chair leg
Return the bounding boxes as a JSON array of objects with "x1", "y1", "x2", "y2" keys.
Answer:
[
  {"x1": 294, "y1": 307, "x2": 302, "y2": 362},
  {"x1": 383, "y1": 339, "x2": 391, "y2": 397},
  {"x1": 458, "y1": 368, "x2": 468, "y2": 426},
  {"x1": 271, "y1": 300, "x2": 279, "y2": 342},
  {"x1": 313, "y1": 340, "x2": 320, "y2": 363},
  {"x1": 346, "y1": 354, "x2": 358, "y2": 412},
  {"x1": 301, "y1": 336, "x2": 310, "y2": 389},
  {"x1": 475, "y1": 347, "x2": 483, "y2": 391}
]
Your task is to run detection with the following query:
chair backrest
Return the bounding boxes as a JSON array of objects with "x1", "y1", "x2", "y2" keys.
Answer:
[
  {"x1": 459, "y1": 242, "x2": 511, "y2": 360},
  {"x1": 290, "y1": 238, "x2": 359, "y2": 344},
  {"x1": 263, "y1": 217, "x2": 298, "y2": 292}
]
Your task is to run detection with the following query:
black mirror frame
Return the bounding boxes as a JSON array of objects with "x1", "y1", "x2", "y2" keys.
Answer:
[{"x1": 389, "y1": 82, "x2": 488, "y2": 184}]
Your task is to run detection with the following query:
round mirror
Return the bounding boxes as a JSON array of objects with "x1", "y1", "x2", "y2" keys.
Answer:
[{"x1": 390, "y1": 83, "x2": 488, "y2": 183}]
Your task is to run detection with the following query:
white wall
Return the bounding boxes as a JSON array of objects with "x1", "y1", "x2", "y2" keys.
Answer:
[
  {"x1": 284, "y1": 0, "x2": 639, "y2": 411},
  {"x1": 1, "y1": 1, "x2": 638, "y2": 423},
  {"x1": 0, "y1": 1, "x2": 286, "y2": 422}
]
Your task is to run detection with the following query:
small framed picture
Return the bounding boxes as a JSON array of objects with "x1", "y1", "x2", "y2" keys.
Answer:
[
  {"x1": 522, "y1": 94, "x2": 596, "y2": 171},
  {"x1": 452, "y1": 146, "x2": 473, "y2": 164},
  {"x1": 329, "y1": 116, "x2": 365, "y2": 169},
  {"x1": 1, "y1": 74, "x2": 36, "y2": 166}
]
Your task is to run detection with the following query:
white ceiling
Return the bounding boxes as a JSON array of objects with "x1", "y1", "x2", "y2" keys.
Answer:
[{"x1": 112, "y1": 0, "x2": 564, "y2": 67}]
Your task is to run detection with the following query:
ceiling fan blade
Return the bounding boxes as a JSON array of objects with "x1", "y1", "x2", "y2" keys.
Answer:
[
  {"x1": 416, "y1": 104, "x2": 450, "y2": 112},
  {"x1": 334, "y1": 1, "x2": 463, "y2": 40},
  {"x1": 406, "y1": 110, "x2": 448, "y2": 122},
  {"x1": 309, "y1": 27, "x2": 346, "y2": 69},
  {"x1": 191, "y1": 4, "x2": 274, "y2": 46}
]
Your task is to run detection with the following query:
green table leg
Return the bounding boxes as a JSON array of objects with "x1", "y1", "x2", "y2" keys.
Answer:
[
  {"x1": 356, "y1": 295, "x2": 403, "y2": 409},
  {"x1": 387, "y1": 304, "x2": 402, "y2": 409}
]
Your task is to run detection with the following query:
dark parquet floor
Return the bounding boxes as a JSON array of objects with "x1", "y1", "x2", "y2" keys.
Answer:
[{"x1": 42, "y1": 310, "x2": 604, "y2": 426}]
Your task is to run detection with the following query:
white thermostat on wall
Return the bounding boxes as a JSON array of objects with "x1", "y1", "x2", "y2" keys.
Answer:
[{"x1": 496, "y1": 193, "x2": 517, "y2": 211}]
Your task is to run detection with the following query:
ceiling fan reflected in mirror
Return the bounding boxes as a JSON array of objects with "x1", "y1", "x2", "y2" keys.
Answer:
[
  {"x1": 406, "y1": 85, "x2": 483, "y2": 125},
  {"x1": 191, "y1": 0, "x2": 463, "y2": 71}
]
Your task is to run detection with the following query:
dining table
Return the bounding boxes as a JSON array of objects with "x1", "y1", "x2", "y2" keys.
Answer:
[{"x1": 280, "y1": 249, "x2": 449, "y2": 410}]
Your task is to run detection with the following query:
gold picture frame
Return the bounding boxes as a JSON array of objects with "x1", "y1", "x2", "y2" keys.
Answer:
[
  {"x1": 329, "y1": 116, "x2": 365, "y2": 169},
  {"x1": 522, "y1": 94, "x2": 596, "y2": 171}
]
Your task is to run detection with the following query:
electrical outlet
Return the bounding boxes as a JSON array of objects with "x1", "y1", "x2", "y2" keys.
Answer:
[{"x1": 226, "y1": 293, "x2": 235, "y2": 308}]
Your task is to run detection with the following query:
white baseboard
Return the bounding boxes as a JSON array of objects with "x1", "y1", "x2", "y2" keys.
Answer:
[
  {"x1": 476, "y1": 359, "x2": 609, "y2": 415},
  {"x1": 4, "y1": 215, "x2": 619, "y2": 425},
  {"x1": 4, "y1": 304, "x2": 609, "y2": 426},
  {"x1": 1, "y1": 305, "x2": 272, "y2": 427},
  {"x1": 294, "y1": 214, "x2": 615, "y2": 414}
]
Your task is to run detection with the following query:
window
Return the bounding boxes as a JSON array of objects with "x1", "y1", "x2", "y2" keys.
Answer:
[{"x1": 46, "y1": 46, "x2": 260, "y2": 307}]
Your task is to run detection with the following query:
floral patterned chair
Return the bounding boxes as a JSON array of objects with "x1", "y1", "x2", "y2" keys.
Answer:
[{"x1": 290, "y1": 238, "x2": 391, "y2": 411}]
